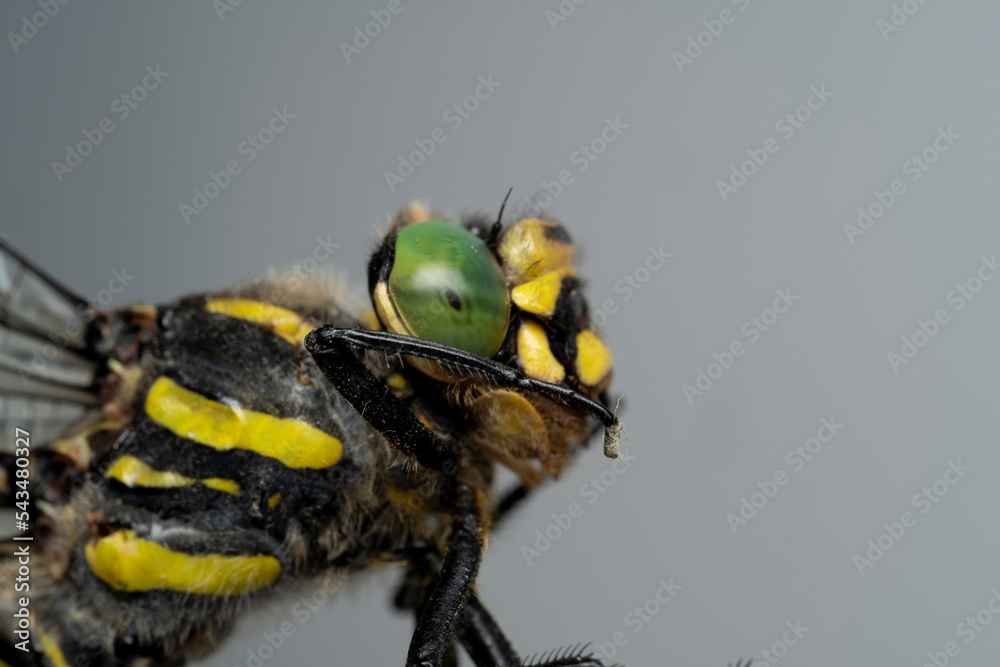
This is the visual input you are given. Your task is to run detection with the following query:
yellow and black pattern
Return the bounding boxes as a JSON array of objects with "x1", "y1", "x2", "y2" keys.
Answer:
[
  {"x1": 497, "y1": 217, "x2": 613, "y2": 393},
  {"x1": 0, "y1": 286, "x2": 405, "y2": 666},
  {"x1": 0, "y1": 206, "x2": 619, "y2": 667},
  {"x1": 364, "y1": 209, "x2": 615, "y2": 483},
  {"x1": 94, "y1": 294, "x2": 368, "y2": 527}
]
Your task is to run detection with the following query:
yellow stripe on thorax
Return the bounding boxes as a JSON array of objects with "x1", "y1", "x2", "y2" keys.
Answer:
[
  {"x1": 105, "y1": 455, "x2": 239, "y2": 496},
  {"x1": 145, "y1": 377, "x2": 342, "y2": 469},
  {"x1": 85, "y1": 530, "x2": 280, "y2": 595},
  {"x1": 205, "y1": 298, "x2": 314, "y2": 345}
]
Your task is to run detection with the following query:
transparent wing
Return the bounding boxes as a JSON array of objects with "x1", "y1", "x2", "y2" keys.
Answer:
[
  {"x1": 0, "y1": 242, "x2": 100, "y2": 450},
  {"x1": 0, "y1": 241, "x2": 92, "y2": 348}
]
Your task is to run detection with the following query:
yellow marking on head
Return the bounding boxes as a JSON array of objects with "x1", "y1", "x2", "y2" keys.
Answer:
[
  {"x1": 511, "y1": 269, "x2": 573, "y2": 318},
  {"x1": 575, "y1": 329, "x2": 613, "y2": 388},
  {"x1": 498, "y1": 218, "x2": 575, "y2": 285},
  {"x1": 516, "y1": 320, "x2": 566, "y2": 384},
  {"x1": 267, "y1": 493, "x2": 282, "y2": 508},
  {"x1": 36, "y1": 625, "x2": 69, "y2": 667},
  {"x1": 205, "y1": 298, "x2": 314, "y2": 345},
  {"x1": 85, "y1": 530, "x2": 280, "y2": 595},
  {"x1": 145, "y1": 377, "x2": 342, "y2": 469},
  {"x1": 386, "y1": 373, "x2": 407, "y2": 390},
  {"x1": 106, "y1": 455, "x2": 241, "y2": 496}
]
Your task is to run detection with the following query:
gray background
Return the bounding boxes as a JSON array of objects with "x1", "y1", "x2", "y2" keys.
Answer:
[{"x1": 3, "y1": 1, "x2": 999, "y2": 666}]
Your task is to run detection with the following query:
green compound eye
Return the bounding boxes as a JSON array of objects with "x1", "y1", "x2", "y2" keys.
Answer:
[{"x1": 387, "y1": 221, "x2": 510, "y2": 357}]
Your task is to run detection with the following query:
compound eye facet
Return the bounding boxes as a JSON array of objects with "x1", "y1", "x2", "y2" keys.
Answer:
[{"x1": 386, "y1": 221, "x2": 510, "y2": 357}]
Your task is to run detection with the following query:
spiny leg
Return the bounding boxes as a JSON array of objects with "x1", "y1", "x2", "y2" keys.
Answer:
[
  {"x1": 457, "y1": 598, "x2": 627, "y2": 667},
  {"x1": 304, "y1": 325, "x2": 615, "y2": 526},
  {"x1": 396, "y1": 547, "x2": 520, "y2": 667},
  {"x1": 404, "y1": 483, "x2": 484, "y2": 666},
  {"x1": 396, "y1": 503, "x2": 619, "y2": 667},
  {"x1": 304, "y1": 330, "x2": 622, "y2": 665},
  {"x1": 304, "y1": 328, "x2": 456, "y2": 471},
  {"x1": 517, "y1": 649, "x2": 620, "y2": 667},
  {"x1": 304, "y1": 332, "x2": 483, "y2": 665},
  {"x1": 305, "y1": 327, "x2": 622, "y2": 458},
  {"x1": 397, "y1": 546, "x2": 623, "y2": 667},
  {"x1": 455, "y1": 592, "x2": 519, "y2": 666}
]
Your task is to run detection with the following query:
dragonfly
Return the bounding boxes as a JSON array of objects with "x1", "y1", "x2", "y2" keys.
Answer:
[{"x1": 0, "y1": 200, "x2": 627, "y2": 667}]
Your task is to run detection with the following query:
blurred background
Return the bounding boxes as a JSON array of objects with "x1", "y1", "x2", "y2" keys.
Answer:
[{"x1": 2, "y1": 2, "x2": 999, "y2": 665}]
